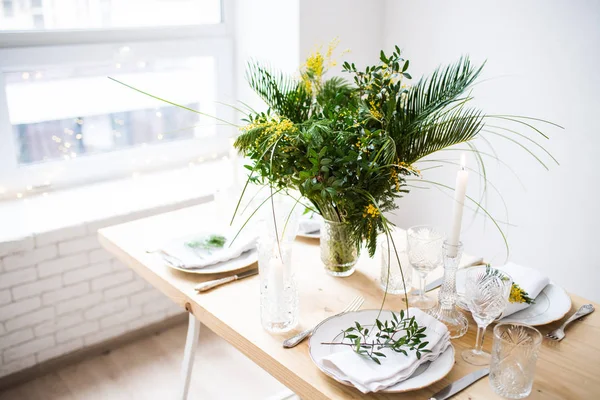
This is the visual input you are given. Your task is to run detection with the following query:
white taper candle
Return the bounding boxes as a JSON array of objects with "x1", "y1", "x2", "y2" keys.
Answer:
[{"x1": 448, "y1": 154, "x2": 468, "y2": 257}]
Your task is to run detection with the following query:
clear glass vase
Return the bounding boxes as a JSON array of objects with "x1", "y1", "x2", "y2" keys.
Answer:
[{"x1": 320, "y1": 219, "x2": 358, "y2": 277}]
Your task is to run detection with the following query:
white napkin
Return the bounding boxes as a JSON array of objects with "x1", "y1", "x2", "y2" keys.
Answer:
[
  {"x1": 319, "y1": 308, "x2": 450, "y2": 393},
  {"x1": 159, "y1": 231, "x2": 257, "y2": 269},
  {"x1": 498, "y1": 262, "x2": 550, "y2": 317},
  {"x1": 298, "y1": 213, "x2": 322, "y2": 234}
]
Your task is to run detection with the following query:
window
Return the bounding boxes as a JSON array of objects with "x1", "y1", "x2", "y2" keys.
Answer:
[{"x1": 0, "y1": 0, "x2": 233, "y2": 197}]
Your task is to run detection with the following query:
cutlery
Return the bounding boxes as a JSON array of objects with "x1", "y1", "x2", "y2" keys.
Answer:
[
  {"x1": 425, "y1": 258, "x2": 485, "y2": 292},
  {"x1": 283, "y1": 295, "x2": 364, "y2": 348},
  {"x1": 545, "y1": 304, "x2": 595, "y2": 341},
  {"x1": 429, "y1": 368, "x2": 489, "y2": 400},
  {"x1": 194, "y1": 268, "x2": 258, "y2": 292}
]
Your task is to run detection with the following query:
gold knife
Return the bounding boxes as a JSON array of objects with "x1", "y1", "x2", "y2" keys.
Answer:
[{"x1": 194, "y1": 268, "x2": 258, "y2": 292}]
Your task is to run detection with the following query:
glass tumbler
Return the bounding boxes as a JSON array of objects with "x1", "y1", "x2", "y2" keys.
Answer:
[
  {"x1": 379, "y1": 238, "x2": 412, "y2": 294},
  {"x1": 489, "y1": 323, "x2": 542, "y2": 399}
]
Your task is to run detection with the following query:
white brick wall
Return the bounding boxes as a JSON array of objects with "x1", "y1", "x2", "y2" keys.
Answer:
[{"x1": 0, "y1": 202, "x2": 196, "y2": 379}]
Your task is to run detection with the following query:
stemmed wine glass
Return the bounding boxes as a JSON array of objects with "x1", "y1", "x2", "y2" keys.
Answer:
[
  {"x1": 406, "y1": 225, "x2": 445, "y2": 310},
  {"x1": 462, "y1": 266, "x2": 513, "y2": 366}
]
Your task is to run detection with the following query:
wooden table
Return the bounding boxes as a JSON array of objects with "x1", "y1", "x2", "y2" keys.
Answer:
[{"x1": 98, "y1": 203, "x2": 600, "y2": 399}]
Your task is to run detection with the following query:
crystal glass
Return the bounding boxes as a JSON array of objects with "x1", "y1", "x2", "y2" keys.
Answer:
[
  {"x1": 427, "y1": 241, "x2": 468, "y2": 338},
  {"x1": 406, "y1": 225, "x2": 445, "y2": 309},
  {"x1": 379, "y1": 238, "x2": 412, "y2": 294},
  {"x1": 257, "y1": 195, "x2": 300, "y2": 333},
  {"x1": 489, "y1": 323, "x2": 542, "y2": 399},
  {"x1": 462, "y1": 266, "x2": 513, "y2": 365},
  {"x1": 320, "y1": 220, "x2": 358, "y2": 277}
]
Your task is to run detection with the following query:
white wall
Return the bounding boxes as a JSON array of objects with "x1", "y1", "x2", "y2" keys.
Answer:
[
  {"x1": 233, "y1": 0, "x2": 300, "y2": 115},
  {"x1": 299, "y1": 0, "x2": 384, "y2": 70},
  {"x1": 382, "y1": 0, "x2": 600, "y2": 302}
]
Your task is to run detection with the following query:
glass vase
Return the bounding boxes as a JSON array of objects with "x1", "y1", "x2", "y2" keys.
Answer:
[{"x1": 320, "y1": 219, "x2": 358, "y2": 277}]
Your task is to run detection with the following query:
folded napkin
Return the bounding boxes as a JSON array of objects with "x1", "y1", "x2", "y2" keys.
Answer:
[
  {"x1": 159, "y1": 231, "x2": 257, "y2": 269},
  {"x1": 498, "y1": 262, "x2": 550, "y2": 317},
  {"x1": 298, "y1": 213, "x2": 322, "y2": 234},
  {"x1": 319, "y1": 308, "x2": 450, "y2": 393}
]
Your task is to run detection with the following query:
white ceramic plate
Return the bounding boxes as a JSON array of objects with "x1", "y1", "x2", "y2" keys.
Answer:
[
  {"x1": 309, "y1": 309, "x2": 455, "y2": 393},
  {"x1": 455, "y1": 271, "x2": 571, "y2": 326},
  {"x1": 296, "y1": 231, "x2": 320, "y2": 239},
  {"x1": 161, "y1": 248, "x2": 258, "y2": 275}
]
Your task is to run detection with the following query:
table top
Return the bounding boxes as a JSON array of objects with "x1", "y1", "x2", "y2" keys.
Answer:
[{"x1": 98, "y1": 203, "x2": 600, "y2": 400}]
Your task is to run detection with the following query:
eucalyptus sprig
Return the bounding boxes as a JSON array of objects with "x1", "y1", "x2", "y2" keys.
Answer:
[{"x1": 321, "y1": 310, "x2": 430, "y2": 364}]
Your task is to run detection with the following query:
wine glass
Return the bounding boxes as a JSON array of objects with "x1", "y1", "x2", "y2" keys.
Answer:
[
  {"x1": 406, "y1": 225, "x2": 445, "y2": 310},
  {"x1": 462, "y1": 266, "x2": 513, "y2": 366}
]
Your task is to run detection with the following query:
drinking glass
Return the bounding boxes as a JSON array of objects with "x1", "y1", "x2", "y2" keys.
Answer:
[
  {"x1": 462, "y1": 266, "x2": 513, "y2": 365},
  {"x1": 489, "y1": 323, "x2": 542, "y2": 399},
  {"x1": 406, "y1": 225, "x2": 445, "y2": 309},
  {"x1": 379, "y1": 238, "x2": 412, "y2": 294}
]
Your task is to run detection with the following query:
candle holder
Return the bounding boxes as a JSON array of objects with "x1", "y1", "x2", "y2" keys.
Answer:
[{"x1": 427, "y1": 240, "x2": 468, "y2": 339}]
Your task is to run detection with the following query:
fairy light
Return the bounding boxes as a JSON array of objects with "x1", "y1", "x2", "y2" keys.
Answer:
[
  {"x1": 157, "y1": 134, "x2": 163, "y2": 140},
  {"x1": 26, "y1": 185, "x2": 33, "y2": 191},
  {"x1": 22, "y1": 72, "x2": 30, "y2": 80},
  {"x1": 16, "y1": 193, "x2": 23, "y2": 198},
  {"x1": 75, "y1": 134, "x2": 82, "y2": 140},
  {"x1": 115, "y1": 63, "x2": 121, "y2": 69},
  {"x1": 64, "y1": 142, "x2": 71, "y2": 149},
  {"x1": 35, "y1": 72, "x2": 42, "y2": 79},
  {"x1": 64, "y1": 128, "x2": 73, "y2": 135},
  {"x1": 155, "y1": 111, "x2": 162, "y2": 118}
]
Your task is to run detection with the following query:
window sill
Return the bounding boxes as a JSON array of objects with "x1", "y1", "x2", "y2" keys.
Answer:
[{"x1": 0, "y1": 159, "x2": 233, "y2": 245}]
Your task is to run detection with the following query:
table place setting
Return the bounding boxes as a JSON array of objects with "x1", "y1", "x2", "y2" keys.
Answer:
[
  {"x1": 149, "y1": 229, "x2": 258, "y2": 275},
  {"x1": 296, "y1": 211, "x2": 322, "y2": 239}
]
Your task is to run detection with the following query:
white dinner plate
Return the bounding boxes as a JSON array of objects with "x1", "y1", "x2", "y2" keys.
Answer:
[
  {"x1": 162, "y1": 247, "x2": 258, "y2": 275},
  {"x1": 308, "y1": 309, "x2": 455, "y2": 393},
  {"x1": 296, "y1": 231, "x2": 320, "y2": 239},
  {"x1": 455, "y1": 271, "x2": 571, "y2": 326}
]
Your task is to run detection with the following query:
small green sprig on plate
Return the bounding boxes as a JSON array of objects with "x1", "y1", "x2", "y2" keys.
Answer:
[
  {"x1": 185, "y1": 234, "x2": 227, "y2": 251},
  {"x1": 321, "y1": 310, "x2": 431, "y2": 364}
]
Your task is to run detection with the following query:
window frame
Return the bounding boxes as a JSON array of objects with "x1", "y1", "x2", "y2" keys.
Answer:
[{"x1": 0, "y1": 0, "x2": 235, "y2": 197}]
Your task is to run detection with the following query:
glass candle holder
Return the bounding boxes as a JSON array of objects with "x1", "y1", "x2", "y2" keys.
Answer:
[
  {"x1": 489, "y1": 323, "x2": 542, "y2": 399},
  {"x1": 379, "y1": 239, "x2": 412, "y2": 294},
  {"x1": 427, "y1": 241, "x2": 468, "y2": 338},
  {"x1": 256, "y1": 194, "x2": 300, "y2": 333},
  {"x1": 258, "y1": 239, "x2": 298, "y2": 333}
]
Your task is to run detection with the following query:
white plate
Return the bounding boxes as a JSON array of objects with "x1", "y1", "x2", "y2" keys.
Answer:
[
  {"x1": 309, "y1": 309, "x2": 455, "y2": 393},
  {"x1": 296, "y1": 231, "x2": 320, "y2": 239},
  {"x1": 163, "y1": 248, "x2": 258, "y2": 275},
  {"x1": 455, "y1": 271, "x2": 571, "y2": 326}
]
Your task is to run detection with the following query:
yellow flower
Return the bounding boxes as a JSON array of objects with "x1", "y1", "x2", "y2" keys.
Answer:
[
  {"x1": 369, "y1": 100, "x2": 383, "y2": 120},
  {"x1": 509, "y1": 285, "x2": 525, "y2": 303},
  {"x1": 362, "y1": 204, "x2": 379, "y2": 218}
]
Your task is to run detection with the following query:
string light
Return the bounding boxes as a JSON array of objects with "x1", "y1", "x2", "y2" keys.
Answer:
[
  {"x1": 157, "y1": 134, "x2": 163, "y2": 140},
  {"x1": 16, "y1": 193, "x2": 23, "y2": 198},
  {"x1": 155, "y1": 111, "x2": 162, "y2": 118},
  {"x1": 22, "y1": 72, "x2": 30, "y2": 80},
  {"x1": 115, "y1": 63, "x2": 121, "y2": 69},
  {"x1": 64, "y1": 142, "x2": 71, "y2": 148},
  {"x1": 75, "y1": 134, "x2": 82, "y2": 140},
  {"x1": 35, "y1": 71, "x2": 42, "y2": 79}
]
